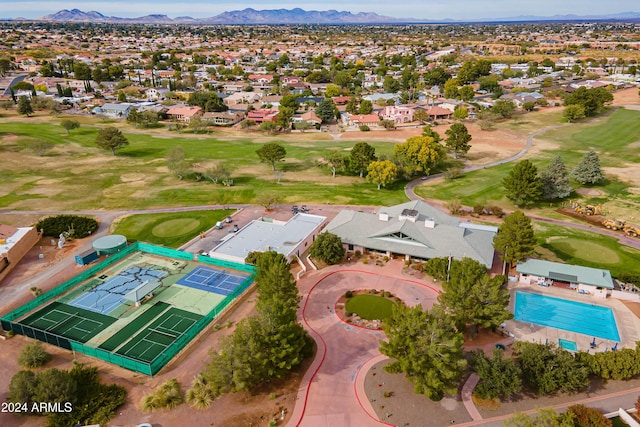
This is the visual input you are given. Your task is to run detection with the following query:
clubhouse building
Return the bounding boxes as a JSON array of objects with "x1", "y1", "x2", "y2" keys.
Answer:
[{"x1": 325, "y1": 200, "x2": 498, "y2": 268}]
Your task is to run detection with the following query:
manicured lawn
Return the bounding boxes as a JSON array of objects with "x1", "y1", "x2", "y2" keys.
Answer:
[
  {"x1": 534, "y1": 221, "x2": 640, "y2": 278},
  {"x1": 345, "y1": 294, "x2": 396, "y2": 321},
  {"x1": 111, "y1": 210, "x2": 235, "y2": 248},
  {"x1": 414, "y1": 108, "x2": 640, "y2": 208},
  {"x1": 0, "y1": 119, "x2": 409, "y2": 209}
]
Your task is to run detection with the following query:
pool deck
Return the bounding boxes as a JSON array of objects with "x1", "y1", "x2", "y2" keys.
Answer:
[{"x1": 503, "y1": 283, "x2": 640, "y2": 353}]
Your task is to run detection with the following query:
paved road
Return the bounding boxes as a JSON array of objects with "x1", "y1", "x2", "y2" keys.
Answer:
[{"x1": 2, "y1": 73, "x2": 27, "y2": 95}]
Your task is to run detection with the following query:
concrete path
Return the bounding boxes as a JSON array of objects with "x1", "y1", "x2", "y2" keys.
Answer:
[
  {"x1": 286, "y1": 262, "x2": 440, "y2": 427},
  {"x1": 461, "y1": 374, "x2": 482, "y2": 421}
]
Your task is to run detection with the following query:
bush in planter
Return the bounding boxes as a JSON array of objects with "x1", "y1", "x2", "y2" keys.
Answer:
[
  {"x1": 355, "y1": 250, "x2": 362, "y2": 257},
  {"x1": 345, "y1": 290, "x2": 353, "y2": 299},
  {"x1": 345, "y1": 312, "x2": 353, "y2": 317}
]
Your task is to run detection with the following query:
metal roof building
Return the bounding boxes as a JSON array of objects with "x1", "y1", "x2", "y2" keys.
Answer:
[
  {"x1": 516, "y1": 259, "x2": 614, "y2": 289},
  {"x1": 325, "y1": 200, "x2": 497, "y2": 268}
]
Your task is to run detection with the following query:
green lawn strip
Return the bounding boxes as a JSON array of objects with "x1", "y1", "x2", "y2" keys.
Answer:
[
  {"x1": 99, "y1": 302, "x2": 170, "y2": 351},
  {"x1": 115, "y1": 307, "x2": 202, "y2": 362},
  {"x1": 111, "y1": 210, "x2": 235, "y2": 248},
  {"x1": 533, "y1": 221, "x2": 640, "y2": 278},
  {"x1": 345, "y1": 294, "x2": 396, "y2": 321}
]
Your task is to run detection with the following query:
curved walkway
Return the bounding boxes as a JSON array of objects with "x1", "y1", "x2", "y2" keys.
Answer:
[{"x1": 286, "y1": 263, "x2": 440, "y2": 427}]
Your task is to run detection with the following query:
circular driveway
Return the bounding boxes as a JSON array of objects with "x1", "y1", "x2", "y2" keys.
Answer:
[{"x1": 288, "y1": 262, "x2": 440, "y2": 426}]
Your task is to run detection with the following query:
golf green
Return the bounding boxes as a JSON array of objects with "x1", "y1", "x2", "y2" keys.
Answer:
[
  {"x1": 152, "y1": 218, "x2": 201, "y2": 238},
  {"x1": 547, "y1": 237, "x2": 620, "y2": 264},
  {"x1": 345, "y1": 294, "x2": 396, "y2": 320}
]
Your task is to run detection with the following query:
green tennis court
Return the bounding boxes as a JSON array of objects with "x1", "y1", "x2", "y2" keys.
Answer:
[
  {"x1": 20, "y1": 302, "x2": 117, "y2": 343},
  {"x1": 115, "y1": 307, "x2": 202, "y2": 362},
  {"x1": 99, "y1": 301, "x2": 170, "y2": 351}
]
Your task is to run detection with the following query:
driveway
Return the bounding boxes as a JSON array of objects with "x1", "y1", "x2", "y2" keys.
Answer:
[{"x1": 287, "y1": 261, "x2": 440, "y2": 426}]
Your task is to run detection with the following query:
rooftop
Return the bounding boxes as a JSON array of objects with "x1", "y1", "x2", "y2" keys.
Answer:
[
  {"x1": 0, "y1": 226, "x2": 34, "y2": 255},
  {"x1": 516, "y1": 259, "x2": 614, "y2": 289}
]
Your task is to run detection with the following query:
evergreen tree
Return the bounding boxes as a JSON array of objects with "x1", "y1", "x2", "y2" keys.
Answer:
[
  {"x1": 493, "y1": 211, "x2": 536, "y2": 267},
  {"x1": 422, "y1": 125, "x2": 442, "y2": 143},
  {"x1": 471, "y1": 349, "x2": 522, "y2": 400},
  {"x1": 502, "y1": 160, "x2": 542, "y2": 207},
  {"x1": 445, "y1": 123, "x2": 472, "y2": 158},
  {"x1": 540, "y1": 155, "x2": 572, "y2": 199},
  {"x1": 17, "y1": 95, "x2": 33, "y2": 116},
  {"x1": 571, "y1": 149, "x2": 604, "y2": 185},
  {"x1": 349, "y1": 142, "x2": 377, "y2": 178},
  {"x1": 94, "y1": 127, "x2": 129, "y2": 155},
  {"x1": 315, "y1": 99, "x2": 336, "y2": 123},
  {"x1": 380, "y1": 304, "x2": 466, "y2": 400}
]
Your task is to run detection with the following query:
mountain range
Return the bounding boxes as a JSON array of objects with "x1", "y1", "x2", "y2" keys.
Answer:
[{"x1": 8, "y1": 8, "x2": 640, "y2": 24}]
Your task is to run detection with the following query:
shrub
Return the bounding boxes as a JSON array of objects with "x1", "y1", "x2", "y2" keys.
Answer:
[
  {"x1": 141, "y1": 379, "x2": 184, "y2": 412},
  {"x1": 185, "y1": 375, "x2": 217, "y2": 409},
  {"x1": 36, "y1": 215, "x2": 98, "y2": 239},
  {"x1": 309, "y1": 232, "x2": 345, "y2": 265},
  {"x1": 445, "y1": 199, "x2": 462, "y2": 215},
  {"x1": 444, "y1": 168, "x2": 462, "y2": 180},
  {"x1": 359, "y1": 124, "x2": 370, "y2": 131},
  {"x1": 355, "y1": 250, "x2": 361, "y2": 257},
  {"x1": 489, "y1": 206, "x2": 505, "y2": 218},
  {"x1": 345, "y1": 312, "x2": 353, "y2": 317},
  {"x1": 18, "y1": 342, "x2": 52, "y2": 368},
  {"x1": 473, "y1": 205, "x2": 485, "y2": 215},
  {"x1": 345, "y1": 290, "x2": 353, "y2": 299},
  {"x1": 383, "y1": 391, "x2": 394, "y2": 398},
  {"x1": 424, "y1": 257, "x2": 449, "y2": 281},
  {"x1": 383, "y1": 256, "x2": 389, "y2": 262}
]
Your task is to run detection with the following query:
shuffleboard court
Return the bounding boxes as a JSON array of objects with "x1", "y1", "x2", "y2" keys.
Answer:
[
  {"x1": 176, "y1": 266, "x2": 249, "y2": 296},
  {"x1": 20, "y1": 302, "x2": 117, "y2": 343},
  {"x1": 115, "y1": 307, "x2": 202, "y2": 363},
  {"x1": 69, "y1": 266, "x2": 167, "y2": 315}
]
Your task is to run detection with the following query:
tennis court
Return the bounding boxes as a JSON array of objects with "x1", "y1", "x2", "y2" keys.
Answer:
[
  {"x1": 20, "y1": 302, "x2": 116, "y2": 343},
  {"x1": 69, "y1": 266, "x2": 167, "y2": 315},
  {"x1": 176, "y1": 266, "x2": 249, "y2": 296},
  {"x1": 115, "y1": 308, "x2": 202, "y2": 363}
]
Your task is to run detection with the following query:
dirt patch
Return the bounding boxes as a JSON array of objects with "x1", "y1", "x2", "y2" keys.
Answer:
[{"x1": 576, "y1": 188, "x2": 605, "y2": 196}]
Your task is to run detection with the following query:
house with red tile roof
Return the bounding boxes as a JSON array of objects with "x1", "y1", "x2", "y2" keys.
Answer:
[
  {"x1": 344, "y1": 113, "x2": 380, "y2": 127},
  {"x1": 246, "y1": 109, "x2": 279, "y2": 124}
]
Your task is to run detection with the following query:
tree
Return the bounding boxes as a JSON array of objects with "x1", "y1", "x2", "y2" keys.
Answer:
[
  {"x1": 324, "y1": 151, "x2": 347, "y2": 178},
  {"x1": 276, "y1": 106, "x2": 295, "y2": 130},
  {"x1": 33, "y1": 368, "x2": 78, "y2": 411},
  {"x1": 564, "y1": 87, "x2": 613, "y2": 117},
  {"x1": 27, "y1": 140, "x2": 54, "y2": 156},
  {"x1": 458, "y1": 85, "x2": 475, "y2": 101},
  {"x1": 445, "y1": 123, "x2": 472, "y2": 158},
  {"x1": 94, "y1": 127, "x2": 129, "y2": 155},
  {"x1": 522, "y1": 101, "x2": 536, "y2": 112},
  {"x1": 438, "y1": 258, "x2": 512, "y2": 332},
  {"x1": 563, "y1": 104, "x2": 586, "y2": 122},
  {"x1": 380, "y1": 304, "x2": 466, "y2": 400},
  {"x1": 309, "y1": 232, "x2": 345, "y2": 264},
  {"x1": 256, "y1": 192, "x2": 282, "y2": 210},
  {"x1": 345, "y1": 97, "x2": 359, "y2": 114},
  {"x1": 358, "y1": 99, "x2": 373, "y2": 114},
  {"x1": 413, "y1": 109, "x2": 428, "y2": 123},
  {"x1": 17, "y1": 96, "x2": 33, "y2": 117},
  {"x1": 8, "y1": 370, "x2": 37, "y2": 408},
  {"x1": 260, "y1": 121, "x2": 278, "y2": 133},
  {"x1": 443, "y1": 78, "x2": 460, "y2": 99},
  {"x1": 256, "y1": 143, "x2": 286, "y2": 171},
  {"x1": 453, "y1": 106, "x2": 468, "y2": 120},
  {"x1": 188, "y1": 91, "x2": 227, "y2": 112},
  {"x1": 367, "y1": 160, "x2": 398, "y2": 189},
  {"x1": 507, "y1": 408, "x2": 575, "y2": 427},
  {"x1": 394, "y1": 136, "x2": 445, "y2": 177},
  {"x1": 502, "y1": 160, "x2": 542, "y2": 207},
  {"x1": 571, "y1": 149, "x2": 604, "y2": 185},
  {"x1": 565, "y1": 405, "x2": 612, "y2": 427},
  {"x1": 204, "y1": 163, "x2": 233, "y2": 186},
  {"x1": 349, "y1": 142, "x2": 377, "y2": 178},
  {"x1": 324, "y1": 84, "x2": 341, "y2": 97},
  {"x1": 60, "y1": 118, "x2": 80, "y2": 135},
  {"x1": 422, "y1": 125, "x2": 442, "y2": 143},
  {"x1": 493, "y1": 211, "x2": 536, "y2": 267},
  {"x1": 471, "y1": 349, "x2": 522, "y2": 400},
  {"x1": 492, "y1": 99, "x2": 516, "y2": 118},
  {"x1": 540, "y1": 155, "x2": 572, "y2": 199},
  {"x1": 18, "y1": 342, "x2": 52, "y2": 368},
  {"x1": 315, "y1": 99, "x2": 336, "y2": 123}
]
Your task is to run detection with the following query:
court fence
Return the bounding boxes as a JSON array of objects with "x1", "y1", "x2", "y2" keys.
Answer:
[{"x1": 1, "y1": 242, "x2": 256, "y2": 376}]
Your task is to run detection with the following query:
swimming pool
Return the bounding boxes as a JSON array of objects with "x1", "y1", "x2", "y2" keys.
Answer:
[{"x1": 514, "y1": 291, "x2": 620, "y2": 342}]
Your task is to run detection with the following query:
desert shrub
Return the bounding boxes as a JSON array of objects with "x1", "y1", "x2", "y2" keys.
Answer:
[
  {"x1": 473, "y1": 205, "x2": 485, "y2": 215},
  {"x1": 18, "y1": 342, "x2": 52, "y2": 368},
  {"x1": 355, "y1": 250, "x2": 361, "y2": 257},
  {"x1": 489, "y1": 206, "x2": 505, "y2": 218},
  {"x1": 359, "y1": 124, "x2": 370, "y2": 131},
  {"x1": 36, "y1": 215, "x2": 98, "y2": 238},
  {"x1": 444, "y1": 168, "x2": 462, "y2": 180},
  {"x1": 186, "y1": 375, "x2": 217, "y2": 410},
  {"x1": 141, "y1": 379, "x2": 184, "y2": 412},
  {"x1": 445, "y1": 199, "x2": 462, "y2": 215},
  {"x1": 345, "y1": 290, "x2": 353, "y2": 298}
]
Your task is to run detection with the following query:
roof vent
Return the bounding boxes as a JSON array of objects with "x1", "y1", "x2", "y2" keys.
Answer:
[
  {"x1": 424, "y1": 218, "x2": 435, "y2": 228},
  {"x1": 399, "y1": 208, "x2": 419, "y2": 222},
  {"x1": 379, "y1": 212, "x2": 389, "y2": 221}
]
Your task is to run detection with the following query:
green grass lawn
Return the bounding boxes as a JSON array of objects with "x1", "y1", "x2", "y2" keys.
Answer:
[
  {"x1": 534, "y1": 221, "x2": 640, "y2": 278},
  {"x1": 111, "y1": 210, "x2": 234, "y2": 248},
  {"x1": 414, "y1": 108, "x2": 640, "y2": 208},
  {"x1": 0, "y1": 120, "x2": 409, "y2": 210},
  {"x1": 345, "y1": 294, "x2": 396, "y2": 321}
]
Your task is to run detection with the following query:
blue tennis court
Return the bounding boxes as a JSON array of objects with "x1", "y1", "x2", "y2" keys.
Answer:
[
  {"x1": 176, "y1": 266, "x2": 249, "y2": 296},
  {"x1": 514, "y1": 291, "x2": 620, "y2": 341},
  {"x1": 69, "y1": 267, "x2": 167, "y2": 315}
]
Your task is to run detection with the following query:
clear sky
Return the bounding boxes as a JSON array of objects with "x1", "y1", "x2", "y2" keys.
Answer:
[{"x1": 1, "y1": 0, "x2": 637, "y2": 20}]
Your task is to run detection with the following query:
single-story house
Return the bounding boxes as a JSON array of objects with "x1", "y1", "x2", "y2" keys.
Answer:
[
  {"x1": 343, "y1": 113, "x2": 380, "y2": 127},
  {"x1": 224, "y1": 91, "x2": 262, "y2": 105},
  {"x1": 166, "y1": 105, "x2": 203, "y2": 123},
  {"x1": 516, "y1": 258, "x2": 614, "y2": 299},
  {"x1": 325, "y1": 200, "x2": 497, "y2": 268},
  {"x1": 246, "y1": 109, "x2": 279, "y2": 124},
  {"x1": 202, "y1": 111, "x2": 245, "y2": 126},
  {"x1": 94, "y1": 103, "x2": 133, "y2": 118}
]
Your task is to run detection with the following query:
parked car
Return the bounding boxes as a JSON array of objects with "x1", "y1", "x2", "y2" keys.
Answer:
[
  {"x1": 225, "y1": 216, "x2": 233, "y2": 223},
  {"x1": 215, "y1": 221, "x2": 223, "y2": 229}
]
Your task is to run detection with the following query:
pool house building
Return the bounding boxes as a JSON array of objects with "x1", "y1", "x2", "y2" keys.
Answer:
[{"x1": 516, "y1": 259, "x2": 614, "y2": 300}]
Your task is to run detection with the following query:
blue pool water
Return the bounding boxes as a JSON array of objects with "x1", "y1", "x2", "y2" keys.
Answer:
[
  {"x1": 514, "y1": 291, "x2": 620, "y2": 342},
  {"x1": 558, "y1": 338, "x2": 578, "y2": 351}
]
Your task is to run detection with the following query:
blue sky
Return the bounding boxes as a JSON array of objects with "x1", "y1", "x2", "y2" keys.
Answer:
[{"x1": 1, "y1": 0, "x2": 636, "y2": 20}]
